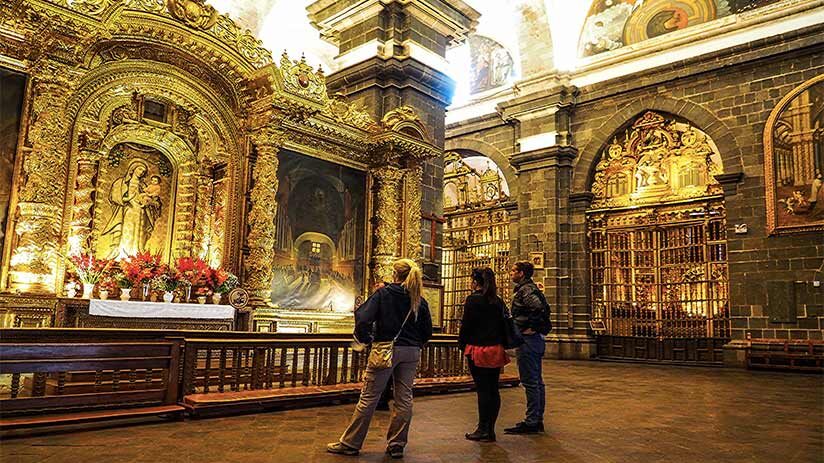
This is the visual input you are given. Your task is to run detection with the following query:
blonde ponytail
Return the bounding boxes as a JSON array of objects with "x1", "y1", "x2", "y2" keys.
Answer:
[{"x1": 393, "y1": 258, "x2": 423, "y2": 317}]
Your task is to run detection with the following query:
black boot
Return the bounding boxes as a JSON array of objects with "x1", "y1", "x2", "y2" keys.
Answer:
[{"x1": 465, "y1": 425, "x2": 496, "y2": 442}]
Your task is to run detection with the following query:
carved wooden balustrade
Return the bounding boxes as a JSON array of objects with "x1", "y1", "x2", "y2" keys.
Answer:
[{"x1": 181, "y1": 337, "x2": 469, "y2": 396}]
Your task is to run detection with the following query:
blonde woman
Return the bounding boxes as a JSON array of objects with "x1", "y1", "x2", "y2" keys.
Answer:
[{"x1": 327, "y1": 259, "x2": 433, "y2": 459}]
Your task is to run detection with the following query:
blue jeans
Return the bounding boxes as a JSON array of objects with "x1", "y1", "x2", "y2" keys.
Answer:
[{"x1": 516, "y1": 333, "x2": 545, "y2": 425}]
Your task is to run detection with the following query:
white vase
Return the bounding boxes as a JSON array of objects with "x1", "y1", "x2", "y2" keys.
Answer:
[
  {"x1": 197, "y1": 296, "x2": 207, "y2": 304},
  {"x1": 211, "y1": 293, "x2": 222, "y2": 305},
  {"x1": 163, "y1": 291, "x2": 174, "y2": 303},
  {"x1": 66, "y1": 286, "x2": 77, "y2": 298},
  {"x1": 120, "y1": 291, "x2": 131, "y2": 301},
  {"x1": 99, "y1": 290, "x2": 109, "y2": 300},
  {"x1": 82, "y1": 283, "x2": 94, "y2": 299}
]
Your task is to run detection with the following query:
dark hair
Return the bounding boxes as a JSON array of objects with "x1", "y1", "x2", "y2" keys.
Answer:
[
  {"x1": 471, "y1": 267, "x2": 498, "y2": 303},
  {"x1": 513, "y1": 261, "x2": 535, "y2": 279}
]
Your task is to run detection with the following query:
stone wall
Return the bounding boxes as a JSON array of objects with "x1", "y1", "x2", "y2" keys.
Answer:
[{"x1": 446, "y1": 23, "x2": 824, "y2": 361}]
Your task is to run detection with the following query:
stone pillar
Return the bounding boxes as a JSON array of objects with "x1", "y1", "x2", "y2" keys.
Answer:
[
  {"x1": 7, "y1": 61, "x2": 77, "y2": 293},
  {"x1": 308, "y1": 0, "x2": 479, "y2": 282},
  {"x1": 371, "y1": 165, "x2": 404, "y2": 285},
  {"x1": 244, "y1": 127, "x2": 285, "y2": 302}
]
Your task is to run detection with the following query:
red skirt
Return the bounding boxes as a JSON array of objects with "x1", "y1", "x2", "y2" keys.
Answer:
[{"x1": 464, "y1": 344, "x2": 510, "y2": 369}]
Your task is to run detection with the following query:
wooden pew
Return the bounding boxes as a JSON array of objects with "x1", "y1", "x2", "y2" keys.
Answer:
[
  {"x1": 0, "y1": 341, "x2": 185, "y2": 429},
  {"x1": 746, "y1": 338, "x2": 824, "y2": 373}
]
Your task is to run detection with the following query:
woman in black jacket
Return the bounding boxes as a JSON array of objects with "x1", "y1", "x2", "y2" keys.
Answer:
[
  {"x1": 458, "y1": 267, "x2": 509, "y2": 442},
  {"x1": 327, "y1": 258, "x2": 433, "y2": 459}
]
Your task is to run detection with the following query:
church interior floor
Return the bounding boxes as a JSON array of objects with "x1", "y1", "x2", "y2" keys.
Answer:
[{"x1": 1, "y1": 360, "x2": 821, "y2": 463}]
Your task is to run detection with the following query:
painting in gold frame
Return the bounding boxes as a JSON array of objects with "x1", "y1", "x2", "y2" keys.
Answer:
[
  {"x1": 422, "y1": 282, "x2": 444, "y2": 328},
  {"x1": 764, "y1": 74, "x2": 824, "y2": 235}
]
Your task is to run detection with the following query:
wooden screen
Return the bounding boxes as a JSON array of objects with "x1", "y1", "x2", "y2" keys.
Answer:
[
  {"x1": 589, "y1": 202, "x2": 730, "y2": 341},
  {"x1": 442, "y1": 207, "x2": 511, "y2": 334}
]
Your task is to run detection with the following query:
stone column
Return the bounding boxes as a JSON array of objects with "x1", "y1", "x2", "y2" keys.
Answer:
[
  {"x1": 308, "y1": 0, "x2": 479, "y2": 282},
  {"x1": 7, "y1": 61, "x2": 77, "y2": 293},
  {"x1": 244, "y1": 127, "x2": 285, "y2": 302},
  {"x1": 371, "y1": 165, "x2": 404, "y2": 285}
]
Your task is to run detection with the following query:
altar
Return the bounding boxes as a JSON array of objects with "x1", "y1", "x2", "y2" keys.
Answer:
[{"x1": 56, "y1": 299, "x2": 237, "y2": 331}]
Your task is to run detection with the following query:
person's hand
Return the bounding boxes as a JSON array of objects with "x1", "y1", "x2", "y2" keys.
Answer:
[{"x1": 522, "y1": 328, "x2": 536, "y2": 335}]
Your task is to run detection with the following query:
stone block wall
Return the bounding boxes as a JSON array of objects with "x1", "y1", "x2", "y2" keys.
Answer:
[{"x1": 446, "y1": 24, "x2": 824, "y2": 360}]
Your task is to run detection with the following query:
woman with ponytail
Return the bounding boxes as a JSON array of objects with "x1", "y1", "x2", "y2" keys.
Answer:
[
  {"x1": 327, "y1": 258, "x2": 432, "y2": 459},
  {"x1": 458, "y1": 267, "x2": 509, "y2": 442}
]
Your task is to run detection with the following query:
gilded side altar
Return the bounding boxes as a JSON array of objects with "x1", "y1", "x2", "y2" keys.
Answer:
[{"x1": 0, "y1": 0, "x2": 441, "y2": 331}]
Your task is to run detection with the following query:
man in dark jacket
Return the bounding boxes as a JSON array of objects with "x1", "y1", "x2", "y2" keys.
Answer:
[{"x1": 504, "y1": 261, "x2": 548, "y2": 434}]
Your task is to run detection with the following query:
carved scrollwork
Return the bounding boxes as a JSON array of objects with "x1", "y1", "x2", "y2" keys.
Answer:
[
  {"x1": 590, "y1": 111, "x2": 724, "y2": 209},
  {"x1": 166, "y1": 0, "x2": 218, "y2": 30},
  {"x1": 245, "y1": 127, "x2": 287, "y2": 302}
]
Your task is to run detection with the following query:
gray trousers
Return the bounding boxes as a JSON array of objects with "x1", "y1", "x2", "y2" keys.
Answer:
[{"x1": 339, "y1": 345, "x2": 421, "y2": 450}]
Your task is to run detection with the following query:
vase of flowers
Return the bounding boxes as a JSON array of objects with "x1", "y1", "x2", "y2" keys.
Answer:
[
  {"x1": 82, "y1": 283, "x2": 95, "y2": 299},
  {"x1": 115, "y1": 273, "x2": 133, "y2": 301},
  {"x1": 208, "y1": 268, "x2": 238, "y2": 305},
  {"x1": 151, "y1": 271, "x2": 180, "y2": 304},
  {"x1": 120, "y1": 252, "x2": 162, "y2": 301},
  {"x1": 99, "y1": 289, "x2": 109, "y2": 300},
  {"x1": 65, "y1": 253, "x2": 112, "y2": 300},
  {"x1": 195, "y1": 286, "x2": 210, "y2": 305},
  {"x1": 175, "y1": 257, "x2": 209, "y2": 303}
]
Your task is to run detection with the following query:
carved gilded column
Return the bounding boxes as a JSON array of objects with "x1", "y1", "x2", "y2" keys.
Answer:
[
  {"x1": 371, "y1": 165, "x2": 404, "y2": 286},
  {"x1": 173, "y1": 167, "x2": 199, "y2": 260},
  {"x1": 245, "y1": 127, "x2": 285, "y2": 302},
  {"x1": 8, "y1": 61, "x2": 77, "y2": 292},
  {"x1": 403, "y1": 163, "x2": 423, "y2": 263},
  {"x1": 67, "y1": 128, "x2": 104, "y2": 256},
  {"x1": 193, "y1": 167, "x2": 214, "y2": 260}
]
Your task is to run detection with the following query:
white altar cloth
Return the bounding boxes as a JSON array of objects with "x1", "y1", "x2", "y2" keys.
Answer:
[{"x1": 89, "y1": 300, "x2": 235, "y2": 319}]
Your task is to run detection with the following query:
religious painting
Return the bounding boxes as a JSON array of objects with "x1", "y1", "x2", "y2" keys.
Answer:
[
  {"x1": 422, "y1": 283, "x2": 444, "y2": 329},
  {"x1": 468, "y1": 35, "x2": 514, "y2": 94},
  {"x1": 579, "y1": 0, "x2": 782, "y2": 57},
  {"x1": 269, "y1": 150, "x2": 367, "y2": 312},
  {"x1": 590, "y1": 111, "x2": 724, "y2": 209},
  {"x1": 0, "y1": 69, "x2": 26, "y2": 266},
  {"x1": 94, "y1": 143, "x2": 175, "y2": 259},
  {"x1": 764, "y1": 75, "x2": 824, "y2": 235},
  {"x1": 529, "y1": 252, "x2": 545, "y2": 269}
]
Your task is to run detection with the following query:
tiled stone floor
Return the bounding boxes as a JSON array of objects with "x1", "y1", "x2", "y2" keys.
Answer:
[{"x1": 2, "y1": 361, "x2": 822, "y2": 463}]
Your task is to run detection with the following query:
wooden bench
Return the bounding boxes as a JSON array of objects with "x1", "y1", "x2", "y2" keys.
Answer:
[
  {"x1": 183, "y1": 374, "x2": 521, "y2": 417},
  {"x1": 746, "y1": 338, "x2": 824, "y2": 373},
  {"x1": 0, "y1": 341, "x2": 185, "y2": 429}
]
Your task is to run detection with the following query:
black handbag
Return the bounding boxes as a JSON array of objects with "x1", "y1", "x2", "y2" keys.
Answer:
[{"x1": 501, "y1": 304, "x2": 524, "y2": 349}]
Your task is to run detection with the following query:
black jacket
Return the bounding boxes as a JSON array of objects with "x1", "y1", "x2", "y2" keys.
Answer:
[
  {"x1": 354, "y1": 283, "x2": 433, "y2": 347},
  {"x1": 511, "y1": 278, "x2": 548, "y2": 332},
  {"x1": 458, "y1": 292, "x2": 506, "y2": 350}
]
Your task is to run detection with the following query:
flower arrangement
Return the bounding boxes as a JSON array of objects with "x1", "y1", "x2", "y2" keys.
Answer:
[
  {"x1": 120, "y1": 252, "x2": 163, "y2": 287},
  {"x1": 209, "y1": 268, "x2": 238, "y2": 295},
  {"x1": 175, "y1": 257, "x2": 210, "y2": 287},
  {"x1": 150, "y1": 269, "x2": 180, "y2": 293},
  {"x1": 65, "y1": 253, "x2": 113, "y2": 284},
  {"x1": 195, "y1": 286, "x2": 212, "y2": 297},
  {"x1": 98, "y1": 274, "x2": 118, "y2": 293},
  {"x1": 114, "y1": 273, "x2": 133, "y2": 289}
]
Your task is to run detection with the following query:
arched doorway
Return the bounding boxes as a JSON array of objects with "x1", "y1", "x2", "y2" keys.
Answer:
[
  {"x1": 587, "y1": 111, "x2": 730, "y2": 363},
  {"x1": 442, "y1": 151, "x2": 514, "y2": 334}
]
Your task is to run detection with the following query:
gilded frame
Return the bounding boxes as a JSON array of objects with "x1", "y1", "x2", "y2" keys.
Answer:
[
  {"x1": 764, "y1": 73, "x2": 824, "y2": 236},
  {"x1": 422, "y1": 282, "x2": 444, "y2": 329}
]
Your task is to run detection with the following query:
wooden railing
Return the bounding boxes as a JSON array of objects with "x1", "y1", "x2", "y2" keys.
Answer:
[
  {"x1": 0, "y1": 330, "x2": 480, "y2": 424},
  {"x1": 0, "y1": 341, "x2": 185, "y2": 428},
  {"x1": 181, "y1": 337, "x2": 469, "y2": 396}
]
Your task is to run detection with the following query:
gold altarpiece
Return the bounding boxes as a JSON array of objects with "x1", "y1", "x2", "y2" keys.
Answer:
[
  {"x1": 587, "y1": 111, "x2": 731, "y2": 357},
  {"x1": 0, "y1": 0, "x2": 440, "y2": 330}
]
